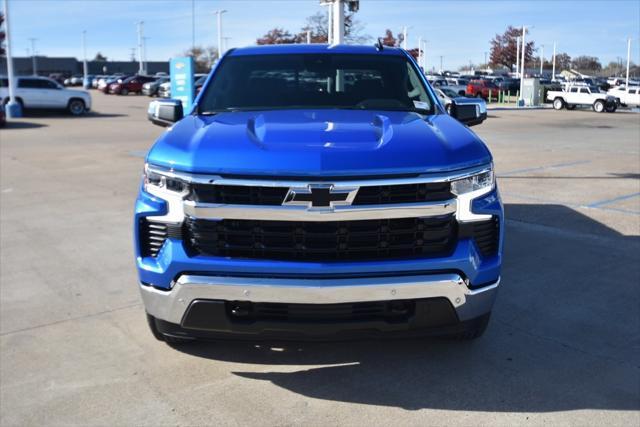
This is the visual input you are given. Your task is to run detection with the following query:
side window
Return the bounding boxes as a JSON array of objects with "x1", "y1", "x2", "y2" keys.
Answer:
[
  {"x1": 0, "y1": 78, "x2": 8, "y2": 88},
  {"x1": 18, "y1": 79, "x2": 40, "y2": 89},
  {"x1": 570, "y1": 87, "x2": 578, "y2": 93},
  {"x1": 629, "y1": 89, "x2": 637, "y2": 94},
  {"x1": 579, "y1": 88, "x2": 589, "y2": 94},
  {"x1": 41, "y1": 79, "x2": 58, "y2": 89}
]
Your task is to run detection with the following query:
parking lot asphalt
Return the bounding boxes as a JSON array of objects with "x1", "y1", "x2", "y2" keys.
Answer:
[{"x1": 1, "y1": 94, "x2": 639, "y2": 426}]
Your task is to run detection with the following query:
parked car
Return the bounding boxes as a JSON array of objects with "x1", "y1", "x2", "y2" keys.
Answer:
[
  {"x1": 101, "y1": 75, "x2": 130, "y2": 94},
  {"x1": 48, "y1": 73, "x2": 67, "y2": 85},
  {"x1": 607, "y1": 86, "x2": 640, "y2": 107},
  {"x1": 67, "y1": 74, "x2": 84, "y2": 86},
  {"x1": 142, "y1": 77, "x2": 169, "y2": 96},
  {"x1": 194, "y1": 74, "x2": 208, "y2": 95},
  {"x1": 140, "y1": 44, "x2": 497, "y2": 344},
  {"x1": 547, "y1": 85, "x2": 617, "y2": 112},
  {"x1": 435, "y1": 87, "x2": 466, "y2": 112},
  {"x1": 0, "y1": 75, "x2": 91, "y2": 115},
  {"x1": 109, "y1": 75, "x2": 157, "y2": 95},
  {"x1": 157, "y1": 80, "x2": 171, "y2": 98},
  {"x1": 0, "y1": 103, "x2": 5, "y2": 127},
  {"x1": 496, "y1": 78, "x2": 520, "y2": 93},
  {"x1": 466, "y1": 79, "x2": 500, "y2": 99},
  {"x1": 82, "y1": 74, "x2": 96, "y2": 89}
]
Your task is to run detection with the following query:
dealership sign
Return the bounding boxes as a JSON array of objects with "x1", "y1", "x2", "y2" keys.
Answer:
[{"x1": 170, "y1": 57, "x2": 195, "y2": 112}]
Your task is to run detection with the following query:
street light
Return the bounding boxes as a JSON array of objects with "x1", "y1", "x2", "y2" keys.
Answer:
[
  {"x1": 82, "y1": 30, "x2": 88, "y2": 88},
  {"x1": 29, "y1": 37, "x2": 37, "y2": 75},
  {"x1": 3, "y1": 0, "x2": 22, "y2": 118},
  {"x1": 215, "y1": 10, "x2": 227, "y2": 59},
  {"x1": 518, "y1": 25, "x2": 534, "y2": 106},
  {"x1": 137, "y1": 21, "x2": 144, "y2": 74}
]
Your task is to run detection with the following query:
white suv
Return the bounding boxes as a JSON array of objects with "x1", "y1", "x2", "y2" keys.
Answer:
[{"x1": 0, "y1": 76, "x2": 92, "y2": 115}]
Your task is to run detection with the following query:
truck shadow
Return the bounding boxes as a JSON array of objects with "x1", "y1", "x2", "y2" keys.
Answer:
[{"x1": 173, "y1": 203, "x2": 640, "y2": 413}]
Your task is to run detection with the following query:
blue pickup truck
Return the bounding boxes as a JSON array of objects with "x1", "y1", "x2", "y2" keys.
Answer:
[{"x1": 137, "y1": 44, "x2": 502, "y2": 343}]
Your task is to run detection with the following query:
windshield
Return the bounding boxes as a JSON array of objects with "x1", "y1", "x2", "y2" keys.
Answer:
[{"x1": 198, "y1": 53, "x2": 434, "y2": 114}]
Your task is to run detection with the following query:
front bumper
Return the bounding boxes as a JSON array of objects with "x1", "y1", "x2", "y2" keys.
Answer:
[{"x1": 141, "y1": 273, "x2": 498, "y2": 337}]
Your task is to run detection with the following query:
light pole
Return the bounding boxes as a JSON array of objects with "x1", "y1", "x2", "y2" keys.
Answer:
[
  {"x1": 82, "y1": 30, "x2": 88, "y2": 87},
  {"x1": 418, "y1": 36, "x2": 422, "y2": 67},
  {"x1": 518, "y1": 25, "x2": 527, "y2": 105},
  {"x1": 137, "y1": 21, "x2": 144, "y2": 74},
  {"x1": 3, "y1": 0, "x2": 21, "y2": 118},
  {"x1": 515, "y1": 36, "x2": 520, "y2": 77},
  {"x1": 422, "y1": 40, "x2": 427, "y2": 70},
  {"x1": 626, "y1": 37, "x2": 631, "y2": 88},
  {"x1": 142, "y1": 36, "x2": 149, "y2": 74},
  {"x1": 223, "y1": 36, "x2": 232, "y2": 52},
  {"x1": 215, "y1": 10, "x2": 227, "y2": 59},
  {"x1": 439, "y1": 55, "x2": 443, "y2": 73},
  {"x1": 484, "y1": 51, "x2": 487, "y2": 67},
  {"x1": 333, "y1": 0, "x2": 344, "y2": 44},
  {"x1": 191, "y1": 0, "x2": 195, "y2": 51},
  {"x1": 29, "y1": 37, "x2": 37, "y2": 75},
  {"x1": 306, "y1": 30, "x2": 311, "y2": 44},
  {"x1": 539, "y1": 44, "x2": 544, "y2": 76},
  {"x1": 402, "y1": 26, "x2": 408, "y2": 50},
  {"x1": 552, "y1": 42, "x2": 556, "y2": 81}
]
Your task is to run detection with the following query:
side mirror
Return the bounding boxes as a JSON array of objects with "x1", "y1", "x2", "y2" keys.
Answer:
[
  {"x1": 148, "y1": 99, "x2": 183, "y2": 127},
  {"x1": 448, "y1": 98, "x2": 487, "y2": 127}
]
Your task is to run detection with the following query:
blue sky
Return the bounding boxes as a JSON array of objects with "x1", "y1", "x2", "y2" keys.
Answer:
[{"x1": 6, "y1": 0, "x2": 640, "y2": 69}]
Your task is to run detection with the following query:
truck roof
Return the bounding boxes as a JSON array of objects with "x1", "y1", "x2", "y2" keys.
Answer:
[{"x1": 228, "y1": 44, "x2": 407, "y2": 57}]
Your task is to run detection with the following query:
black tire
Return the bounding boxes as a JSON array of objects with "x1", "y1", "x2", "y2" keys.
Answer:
[
  {"x1": 146, "y1": 313, "x2": 194, "y2": 345},
  {"x1": 605, "y1": 104, "x2": 617, "y2": 113},
  {"x1": 444, "y1": 312, "x2": 491, "y2": 340},
  {"x1": 120, "y1": 88, "x2": 129, "y2": 96},
  {"x1": 553, "y1": 98, "x2": 565, "y2": 110},
  {"x1": 593, "y1": 100, "x2": 605, "y2": 113},
  {"x1": 3, "y1": 97, "x2": 24, "y2": 109},
  {"x1": 566, "y1": 104, "x2": 576, "y2": 110},
  {"x1": 67, "y1": 98, "x2": 86, "y2": 115}
]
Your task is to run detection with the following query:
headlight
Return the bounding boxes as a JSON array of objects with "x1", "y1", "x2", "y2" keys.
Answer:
[
  {"x1": 451, "y1": 167, "x2": 494, "y2": 195},
  {"x1": 143, "y1": 164, "x2": 189, "y2": 194}
]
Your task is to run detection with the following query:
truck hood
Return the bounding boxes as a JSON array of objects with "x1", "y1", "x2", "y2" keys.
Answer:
[{"x1": 146, "y1": 109, "x2": 491, "y2": 177}]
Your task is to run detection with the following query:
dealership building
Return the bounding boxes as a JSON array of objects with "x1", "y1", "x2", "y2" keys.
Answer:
[{"x1": 0, "y1": 56, "x2": 170, "y2": 77}]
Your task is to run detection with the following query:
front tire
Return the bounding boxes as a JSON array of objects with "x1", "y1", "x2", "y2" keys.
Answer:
[
  {"x1": 593, "y1": 100, "x2": 605, "y2": 113},
  {"x1": 120, "y1": 88, "x2": 129, "y2": 96},
  {"x1": 553, "y1": 98, "x2": 565, "y2": 110},
  {"x1": 605, "y1": 104, "x2": 617, "y2": 113},
  {"x1": 566, "y1": 104, "x2": 576, "y2": 110},
  {"x1": 67, "y1": 99, "x2": 86, "y2": 115}
]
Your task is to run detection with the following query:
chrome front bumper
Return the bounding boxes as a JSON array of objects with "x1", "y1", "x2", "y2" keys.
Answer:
[{"x1": 140, "y1": 273, "x2": 499, "y2": 326}]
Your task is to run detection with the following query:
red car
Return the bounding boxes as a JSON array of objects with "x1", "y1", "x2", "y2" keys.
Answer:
[
  {"x1": 466, "y1": 79, "x2": 500, "y2": 99},
  {"x1": 109, "y1": 75, "x2": 157, "y2": 95}
]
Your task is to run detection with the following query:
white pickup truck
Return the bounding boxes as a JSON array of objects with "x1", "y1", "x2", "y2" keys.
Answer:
[
  {"x1": 547, "y1": 85, "x2": 617, "y2": 112},
  {"x1": 607, "y1": 86, "x2": 640, "y2": 107}
]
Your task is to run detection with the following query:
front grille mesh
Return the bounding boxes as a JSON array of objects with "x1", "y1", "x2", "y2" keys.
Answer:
[
  {"x1": 189, "y1": 184, "x2": 288, "y2": 205},
  {"x1": 353, "y1": 182, "x2": 452, "y2": 204},
  {"x1": 233, "y1": 300, "x2": 415, "y2": 322},
  {"x1": 139, "y1": 219, "x2": 182, "y2": 258},
  {"x1": 184, "y1": 215, "x2": 457, "y2": 262},
  {"x1": 187, "y1": 181, "x2": 453, "y2": 205},
  {"x1": 470, "y1": 218, "x2": 500, "y2": 257}
]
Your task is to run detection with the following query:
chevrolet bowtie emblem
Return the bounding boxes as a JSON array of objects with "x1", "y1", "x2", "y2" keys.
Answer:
[{"x1": 283, "y1": 184, "x2": 358, "y2": 208}]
